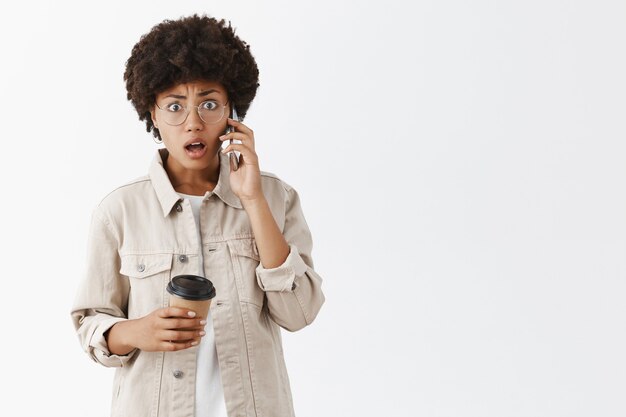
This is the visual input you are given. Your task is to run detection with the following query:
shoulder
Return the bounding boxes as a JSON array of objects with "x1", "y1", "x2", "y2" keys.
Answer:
[
  {"x1": 98, "y1": 175, "x2": 152, "y2": 205},
  {"x1": 259, "y1": 170, "x2": 297, "y2": 200},
  {"x1": 258, "y1": 170, "x2": 308, "y2": 224},
  {"x1": 93, "y1": 175, "x2": 154, "y2": 219}
]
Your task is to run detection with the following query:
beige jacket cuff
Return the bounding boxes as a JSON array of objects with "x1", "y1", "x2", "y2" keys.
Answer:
[
  {"x1": 255, "y1": 244, "x2": 308, "y2": 292},
  {"x1": 90, "y1": 317, "x2": 136, "y2": 367}
]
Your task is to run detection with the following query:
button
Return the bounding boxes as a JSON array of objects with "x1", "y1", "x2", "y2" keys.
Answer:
[
  {"x1": 137, "y1": 264, "x2": 145, "y2": 273},
  {"x1": 173, "y1": 370, "x2": 183, "y2": 379},
  {"x1": 179, "y1": 255, "x2": 188, "y2": 263},
  {"x1": 175, "y1": 203, "x2": 183, "y2": 212}
]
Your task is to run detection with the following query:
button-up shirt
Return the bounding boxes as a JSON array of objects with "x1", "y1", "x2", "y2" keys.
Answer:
[{"x1": 71, "y1": 149, "x2": 325, "y2": 417}]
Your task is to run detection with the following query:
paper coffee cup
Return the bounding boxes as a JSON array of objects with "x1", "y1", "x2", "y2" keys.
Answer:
[{"x1": 166, "y1": 275, "x2": 216, "y2": 320}]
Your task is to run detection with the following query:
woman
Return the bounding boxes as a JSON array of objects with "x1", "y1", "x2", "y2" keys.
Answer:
[{"x1": 71, "y1": 15, "x2": 325, "y2": 417}]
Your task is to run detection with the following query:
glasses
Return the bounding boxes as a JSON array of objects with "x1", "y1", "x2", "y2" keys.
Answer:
[{"x1": 155, "y1": 100, "x2": 229, "y2": 126}]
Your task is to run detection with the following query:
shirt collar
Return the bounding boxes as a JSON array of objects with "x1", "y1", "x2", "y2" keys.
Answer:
[{"x1": 149, "y1": 148, "x2": 243, "y2": 217}]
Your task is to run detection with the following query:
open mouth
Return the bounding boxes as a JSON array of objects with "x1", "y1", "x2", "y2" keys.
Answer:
[{"x1": 184, "y1": 142, "x2": 207, "y2": 158}]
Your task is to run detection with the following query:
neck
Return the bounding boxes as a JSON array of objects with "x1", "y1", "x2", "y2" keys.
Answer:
[{"x1": 164, "y1": 152, "x2": 221, "y2": 196}]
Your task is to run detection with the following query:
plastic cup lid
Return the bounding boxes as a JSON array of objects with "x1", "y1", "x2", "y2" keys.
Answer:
[{"x1": 166, "y1": 275, "x2": 216, "y2": 301}]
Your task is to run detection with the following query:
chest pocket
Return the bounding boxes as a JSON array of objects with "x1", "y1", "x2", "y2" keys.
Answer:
[
  {"x1": 228, "y1": 238, "x2": 265, "y2": 308},
  {"x1": 120, "y1": 253, "x2": 173, "y2": 318}
]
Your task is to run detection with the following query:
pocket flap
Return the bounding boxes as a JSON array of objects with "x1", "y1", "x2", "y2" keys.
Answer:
[
  {"x1": 228, "y1": 238, "x2": 260, "y2": 261},
  {"x1": 120, "y1": 253, "x2": 172, "y2": 278}
]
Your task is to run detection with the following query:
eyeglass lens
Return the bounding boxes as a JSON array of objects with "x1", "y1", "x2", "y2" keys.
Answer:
[{"x1": 160, "y1": 102, "x2": 225, "y2": 126}]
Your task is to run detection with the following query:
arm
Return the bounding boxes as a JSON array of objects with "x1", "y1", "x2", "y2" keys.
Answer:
[
  {"x1": 221, "y1": 118, "x2": 325, "y2": 331},
  {"x1": 70, "y1": 209, "x2": 206, "y2": 367},
  {"x1": 106, "y1": 307, "x2": 205, "y2": 354},
  {"x1": 241, "y1": 197, "x2": 290, "y2": 269},
  {"x1": 243, "y1": 185, "x2": 325, "y2": 332},
  {"x1": 70, "y1": 209, "x2": 135, "y2": 367}
]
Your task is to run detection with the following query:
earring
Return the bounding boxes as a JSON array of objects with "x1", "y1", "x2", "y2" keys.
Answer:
[{"x1": 152, "y1": 123, "x2": 162, "y2": 144}]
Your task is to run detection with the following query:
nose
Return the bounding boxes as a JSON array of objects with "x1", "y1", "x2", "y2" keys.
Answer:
[{"x1": 185, "y1": 106, "x2": 204, "y2": 131}]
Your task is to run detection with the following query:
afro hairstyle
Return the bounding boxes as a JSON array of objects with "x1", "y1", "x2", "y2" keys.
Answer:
[{"x1": 124, "y1": 14, "x2": 260, "y2": 141}]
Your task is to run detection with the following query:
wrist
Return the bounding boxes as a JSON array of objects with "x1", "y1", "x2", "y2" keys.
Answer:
[
  {"x1": 106, "y1": 320, "x2": 136, "y2": 355},
  {"x1": 240, "y1": 195, "x2": 268, "y2": 210}
]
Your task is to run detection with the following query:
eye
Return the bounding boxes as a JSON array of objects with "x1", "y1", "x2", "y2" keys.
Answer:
[
  {"x1": 166, "y1": 103, "x2": 183, "y2": 112},
  {"x1": 201, "y1": 100, "x2": 219, "y2": 111}
]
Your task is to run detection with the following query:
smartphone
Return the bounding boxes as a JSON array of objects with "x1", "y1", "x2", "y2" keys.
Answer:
[{"x1": 224, "y1": 106, "x2": 241, "y2": 171}]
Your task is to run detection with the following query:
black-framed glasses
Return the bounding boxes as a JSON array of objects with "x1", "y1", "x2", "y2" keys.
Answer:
[{"x1": 155, "y1": 100, "x2": 229, "y2": 126}]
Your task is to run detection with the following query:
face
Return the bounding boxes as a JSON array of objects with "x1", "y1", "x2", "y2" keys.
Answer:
[{"x1": 151, "y1": 80, "x2": 230, "y2": 172}]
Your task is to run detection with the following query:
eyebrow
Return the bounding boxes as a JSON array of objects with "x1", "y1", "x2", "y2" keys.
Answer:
[{"x1": 164, "y1": 89, "x2": 220, "y2": 99}]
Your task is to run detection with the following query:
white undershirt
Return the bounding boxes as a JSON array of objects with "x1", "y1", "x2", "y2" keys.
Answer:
[{"x1": 178, "y1": 193, "x2": 228, "y2": 417}]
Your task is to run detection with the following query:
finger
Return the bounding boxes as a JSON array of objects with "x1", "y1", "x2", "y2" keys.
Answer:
[
  {"x1": 159, "y1": 307, "x2": 197, "y2": 319},
  {"x1": 227, "y1": 117, "x2": 254, "y2": 140},
  {"x1": 164, "y1": 329, "x2": 206, "y2": 341},
  {"x1": 162, "y1": 317, "x2": 205, "y2": 330},
  {"x1": 166, "y1": 318, "x2": 207, "y2": 328},
  {"x1": 219, "y1": 132, "x2": 254, "y2": 150},
  {"x1": 162, "y1": 339, "x2": 200, "y2": 352},
  {"x1": 220, "y1": 143, "x2": 258, "y2": 165}
]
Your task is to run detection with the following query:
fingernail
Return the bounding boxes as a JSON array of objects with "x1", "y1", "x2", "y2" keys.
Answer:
[
  {"x1": 191, "y1": 341, "x2": 199, "y2": 346},
  {"x1": 219, "y1": 135, "x2": 226, "y2": 139},
  {"x1": 188, "y1": 311, "x2": 196, "y2": 317},
  {"x1": 200, "y1": 320, "x2": 207, "y2": 325},
  {"x1": 199, "y1": 331, "x2": 206, "y2": 336}
]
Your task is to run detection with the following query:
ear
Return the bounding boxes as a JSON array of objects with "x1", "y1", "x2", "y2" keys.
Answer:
[{"x1": 150, "y1": 107, "x2": 158, "y2": 129}]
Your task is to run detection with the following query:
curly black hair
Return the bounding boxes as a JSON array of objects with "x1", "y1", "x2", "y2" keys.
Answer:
[{"x1": 124, "y1": 14, "x2": 260, "y2": 140}]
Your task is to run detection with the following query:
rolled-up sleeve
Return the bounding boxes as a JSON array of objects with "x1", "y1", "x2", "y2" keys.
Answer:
[
  {"x1": 256, "y1": 185, "x2": 325, "y2": 332},
  {"x1": 255, "y1": 244, "x2": 308, "y2": 292},
  {"x1": 70, "y1": 208, "x2": 136, "y2": 367}
]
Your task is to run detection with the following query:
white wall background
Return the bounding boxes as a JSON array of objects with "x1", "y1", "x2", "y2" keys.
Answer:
[{"x1": 1, "y1": 0, "x2": 624, "y2": 416}]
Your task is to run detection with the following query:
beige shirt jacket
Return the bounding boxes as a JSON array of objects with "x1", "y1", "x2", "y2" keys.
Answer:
[{"x1": 71, "y1": 149, "x2": 325, "y2": 417}]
